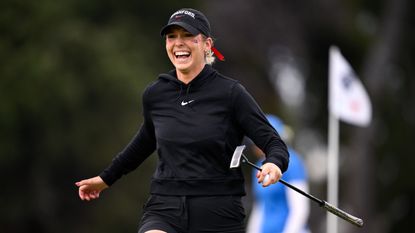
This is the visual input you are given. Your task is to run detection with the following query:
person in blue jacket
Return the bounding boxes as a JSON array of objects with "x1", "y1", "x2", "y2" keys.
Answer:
[
  {"x1": 247, "y1": 114, "x2": 311, "y2": 233},
  {"x1": 75, "y1": 8, "x2": 289, "y2": 233}
]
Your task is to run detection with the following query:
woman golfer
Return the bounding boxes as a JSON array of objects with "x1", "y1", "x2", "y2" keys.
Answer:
[{"x1": 76, "y1": 8, "x2": 289, "y2": 233}]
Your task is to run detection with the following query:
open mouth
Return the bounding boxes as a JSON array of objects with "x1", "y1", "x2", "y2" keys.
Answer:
[{"x1": 174, "y1": 51, "x2": 191, "y2": 60}]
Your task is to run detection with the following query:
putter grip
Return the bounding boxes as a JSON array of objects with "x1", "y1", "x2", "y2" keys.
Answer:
[{"x1": 322, "y1": 201, "x2": 364, "y2": 227}]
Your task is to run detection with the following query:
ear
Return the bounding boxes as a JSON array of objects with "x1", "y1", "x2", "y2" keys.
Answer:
[{"x1": 204, "y1": 37, "x2": 213, "y2": 50}]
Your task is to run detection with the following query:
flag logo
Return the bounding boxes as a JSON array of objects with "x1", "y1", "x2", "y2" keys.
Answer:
[{"x1": 329, "y1": 46, "x2": 372, "y2": 126}]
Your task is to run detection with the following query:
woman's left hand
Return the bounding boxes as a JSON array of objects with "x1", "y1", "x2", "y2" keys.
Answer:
[{"x1": 256, "y1": 162, "x2": 282, "y2": 187}]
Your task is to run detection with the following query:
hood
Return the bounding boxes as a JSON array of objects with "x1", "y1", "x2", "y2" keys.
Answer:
[{"x1": 158, "y1": 65, "x2": 216, "y2": 89}]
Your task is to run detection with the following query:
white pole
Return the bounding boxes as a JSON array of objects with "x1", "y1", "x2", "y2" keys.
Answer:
[{"x1": 327, "y1": 112, "x2": 339, "y2": 233}]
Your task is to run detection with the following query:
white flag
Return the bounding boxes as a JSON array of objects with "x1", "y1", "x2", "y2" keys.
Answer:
[{"x1": 329, "y1": 46, "x2": 372, "y2": 126}]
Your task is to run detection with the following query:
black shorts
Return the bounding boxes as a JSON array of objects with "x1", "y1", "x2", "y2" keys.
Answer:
[{"x1": 138, "y1": 195, "x2": 246, "y2": 233}]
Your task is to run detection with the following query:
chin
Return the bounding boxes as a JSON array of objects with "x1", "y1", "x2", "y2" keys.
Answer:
[{"x1": 174, "y1": 62, "x2": 192, "y2": 71}]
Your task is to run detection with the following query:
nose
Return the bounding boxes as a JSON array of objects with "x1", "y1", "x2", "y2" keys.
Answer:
[{"x1": 174, "y1": 35, "x2": 185, "y2": 45}]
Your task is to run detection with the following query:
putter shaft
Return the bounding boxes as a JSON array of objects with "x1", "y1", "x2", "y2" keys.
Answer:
[{"x1": 241, "y1": 154, "x2": 363, "y2": 227}]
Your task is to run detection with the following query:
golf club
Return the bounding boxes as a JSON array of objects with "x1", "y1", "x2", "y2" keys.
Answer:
[{"x1": 230, "y1": 145, "x2": 364, "y2": 227}]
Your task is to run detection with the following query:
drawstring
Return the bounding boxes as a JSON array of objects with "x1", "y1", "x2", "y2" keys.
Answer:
[
  {"x1": 185, "y1": 84, "x2": 191, "y2": 96},
  {"x1": 173, "y1": 84, "x2": 191, "y2": 101},
  {"x1": 174, "y1": 83, "x2": 194, "y2": 108},
  {"x1": 181, "y1": 196, "x2": 189, "y2": 230},
  {"x1": 184, "y1": 84, "x2": 195, "y2": 110},
  {"x1": 174, "y1": 85, "x2": 183, "y2": 102}
]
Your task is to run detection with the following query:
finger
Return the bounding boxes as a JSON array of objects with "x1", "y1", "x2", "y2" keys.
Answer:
[
  {"x1": 256, "y1": 171, "x2": 266, "y2": 184},
  {"x1": 84, "y1": 190, "x2": 92, "y2": 201},
  {"x1": 262, "y1": 169, "x2": 270, "y2": 177},
  {"x1": 79, "y1": 189, "x2": 86, "y2": 200},
  {"x1": 76, "y1": 181, "x2": 85, "y2": 187},
  {"x1": 267, "y1": 170, "x2": 281, "y2": 185},
  {"x1": 79, "y1": 186, "x2": 92, "y2": 201},
  {"x1": 76, "y1": 179, "x2": 91, "y2": 186},
  {"x1": 258, "y1": 167, "x2": 270, "y2": 182},
  {"x1": 91, "y1": 191, "x2": 99, "y2": 199},
  {"x1": 257, "y1": 172, "x2": 265, "y2": 183},
  {"x1": 262, "y1": 174, "x2": 271, "y2": 187},
  {"x1": 271, "y1": 169, "x2": 282, "y2": 184},
  {"x1": 264, "y1": 173, "x2": 276, "y2": 187},
  {"x1": 274, "y1": 173, "x2": 281, "y2": 182}
]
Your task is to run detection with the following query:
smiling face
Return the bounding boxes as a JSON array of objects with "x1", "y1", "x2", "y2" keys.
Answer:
[{"x1": 165, "y1": 26, "x2": 212, "y2": 78}]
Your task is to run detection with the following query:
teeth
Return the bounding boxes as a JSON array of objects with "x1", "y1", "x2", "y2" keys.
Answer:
[{"x1": 175, "y1": 51, "x2": 190, "y2": 56}]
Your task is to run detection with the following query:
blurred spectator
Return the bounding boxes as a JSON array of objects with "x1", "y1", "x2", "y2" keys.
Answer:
[{"x1": 247, "y1": 114, "x2": 311, "y2": 233}]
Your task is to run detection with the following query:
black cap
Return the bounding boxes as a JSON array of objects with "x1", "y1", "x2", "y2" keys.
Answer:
[{"x1": 160, "y1": 8, "x2": 211, "y2": 37}]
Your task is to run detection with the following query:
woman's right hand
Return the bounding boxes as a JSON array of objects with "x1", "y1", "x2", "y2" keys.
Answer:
[{"x1": 75, "y1": 176, "x2": 109, "y2": 201}]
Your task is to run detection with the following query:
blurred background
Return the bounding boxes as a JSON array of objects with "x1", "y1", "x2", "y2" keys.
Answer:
[{"x1": 1, "y1": 0, "x2": 414, "y2": 232}]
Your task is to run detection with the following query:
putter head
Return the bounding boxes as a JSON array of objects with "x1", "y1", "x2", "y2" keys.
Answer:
[{"x1": 230, "y1": 145, "x2": 246, "y2": 169}]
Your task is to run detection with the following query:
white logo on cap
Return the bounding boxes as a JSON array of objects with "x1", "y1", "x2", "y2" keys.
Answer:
[{"x1": 171, "y1": 10, "x2": 195, "y2": 19}]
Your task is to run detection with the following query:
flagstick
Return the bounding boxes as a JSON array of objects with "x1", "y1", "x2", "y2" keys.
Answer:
[
  {"x1": 327, "y1": 112, "x2": 340, "y2": 233},
  {"x1": 326, "y1": 45, "x2": 371, "y2": 232}
]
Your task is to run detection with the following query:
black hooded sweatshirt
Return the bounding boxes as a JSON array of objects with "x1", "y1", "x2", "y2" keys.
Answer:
[{"x1": 100, "y1": 65, "x2": 289, "y2": 196}]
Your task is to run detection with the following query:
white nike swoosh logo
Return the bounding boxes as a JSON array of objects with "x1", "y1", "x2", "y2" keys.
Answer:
[{"x1": 181, "y1": 100, "x2": 195, "y2": 106}]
